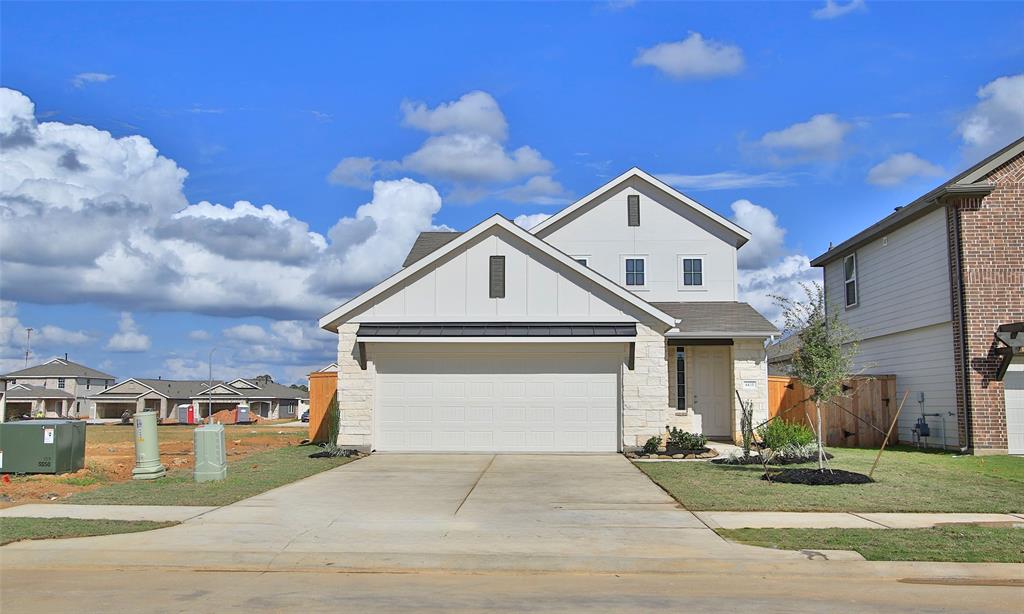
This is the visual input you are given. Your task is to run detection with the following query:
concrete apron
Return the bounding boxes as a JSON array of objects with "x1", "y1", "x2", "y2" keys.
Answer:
[
  {"x1": 2, "y1": 454, "x2": 1017, "y2": 580},
  {"x1": 1, "y1": 454, "x2": 803, "y2": 573}
]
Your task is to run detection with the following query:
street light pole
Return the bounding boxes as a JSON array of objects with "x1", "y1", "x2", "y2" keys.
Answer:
[{"x1": 207, "y1": 347, "x2": 217, "y2": 424}]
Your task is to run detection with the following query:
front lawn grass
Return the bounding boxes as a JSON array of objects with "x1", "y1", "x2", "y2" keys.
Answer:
[
  {"x1": 0, "y1": 517, "x2": 177, "y2": 546},
  {"x1": 637, "y1": 446, "x2": 1024, "y2": 512},
  {"x1": 718, "y1": 526, "x2": 1024, "y2": 563},
  {"x1": 64, "y1": 445, "x2": 354, "y2": 506}
]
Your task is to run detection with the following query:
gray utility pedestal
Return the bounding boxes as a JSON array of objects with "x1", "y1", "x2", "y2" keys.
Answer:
[
  {"x1": 194, "y1": 423, "x2": 227, "y2": 482},
  {"x1": 132, "y1": 411, "x2": 166, "y2": 480}
]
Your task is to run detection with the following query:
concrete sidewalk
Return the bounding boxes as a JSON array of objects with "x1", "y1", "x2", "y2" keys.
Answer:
[
  {"x1": 0, "y1": 504, "x2": 216, "y2": 522},
  {"x1": 696, "y1": 511, "x2": 1024, "y2": 530}
]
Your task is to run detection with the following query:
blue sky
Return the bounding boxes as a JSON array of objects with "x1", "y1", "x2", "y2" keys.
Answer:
[{"x1": 1, "y1": 1, "x2": 1022, "y2": 384}]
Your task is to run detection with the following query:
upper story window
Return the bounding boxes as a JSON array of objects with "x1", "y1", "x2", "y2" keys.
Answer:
[
  {"x1": 489, "y1": 255, "x2": 506, "y2": 299},
  {"x1": 57, "y1": 378, "x2": 66, "y2": 389},
  {"x1": 624, "y1": 257, "x2": 646, "y2": 287},
  {"x1": 681, "y1": 257, "x2": 704, "y2": 287},
  {"x1": 86, "y1": 378, "x2": 91, "y2": 390},
  {"x1": 573, "y1": 257, "x2": 588, "y2": 267},
  {"x1": 844, "y1": 253, "x2": 858, "y2": 308},
  {"x1": 627, "y1": 194, "x2": 640, "y2": 227}
]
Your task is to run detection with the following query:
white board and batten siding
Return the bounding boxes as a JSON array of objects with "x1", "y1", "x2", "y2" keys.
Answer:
[
  {"x1": 537, "y1": 177, "x2": 740, "y2": 303},
  {"x1": 825, "y1": 207, "x2": 959, "y2": 448},
  {"x1": 352, "y1": 230, "x2": 638, "y2": 324}
]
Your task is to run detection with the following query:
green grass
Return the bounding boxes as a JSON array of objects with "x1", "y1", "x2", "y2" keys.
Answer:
[
  {"x1": 637, "y1": 446, "x2": 1024, "y2": 512},
  {"x1": 719, "y1": 526, "x2": 1024, "y2": 563},
  {"x1": 63, "y1": 445, "x2": 354, "y2": 506},
  {"x1": 0, "y1": 517, "x2": 177, "y2": 546}
]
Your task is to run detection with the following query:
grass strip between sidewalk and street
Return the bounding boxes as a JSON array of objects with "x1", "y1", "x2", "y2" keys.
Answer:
[
  {"x1": 718, "y1": 525, "x2": 1024, "y2": 563},
  {"x1": 63, "y1": 445, "x2": 354, "y2": 506},
  {"x1": 638, "y1": 446, "x2": 1024, "y2": 512},
  {"x1": 1, "y1": 517, "x2": 178, "y2": 546}
]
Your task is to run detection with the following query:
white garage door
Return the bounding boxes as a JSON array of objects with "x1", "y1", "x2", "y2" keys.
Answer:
[
  {"x1": 1006, "y1": 357, "x2": 1024, "y2": 455},
  {"x1": 374, "y1": 344, "x2": 621, "y2": 452}
]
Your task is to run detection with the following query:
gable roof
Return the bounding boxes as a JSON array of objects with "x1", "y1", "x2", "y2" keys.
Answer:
[
  {"x1": 529, "y1": 167, "x2": 751, "y2": 245},
  {"x1": 652, "y1": 302, "x2": 778, "y2": 336},
  {"x1": 3, "y1": 358, "x2": 115, "y2": 380},
  {"x1": 319, "y1": 214, "x2": 678, "y2": 332},
  {"x1": 811, "y1": 136, "x2": 1024, "y2": 267},
  {"x1": 403, "y1": 231, "x2": 463, "y2": 267}
]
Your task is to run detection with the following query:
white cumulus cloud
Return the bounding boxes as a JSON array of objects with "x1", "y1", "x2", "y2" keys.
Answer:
[
  {"x1": 731, "y1": 200, "x2": 787, "y2": 270},
  {"x1": 757, "y1": 114, "x2": 852, "y2": 163},
  {"x1": 401, "y1": 90, "x2": 508, "y2": 140},
  {"x1": 958, "y1": 74, "x2": 1024, "y2": 155},
  {"x1": 633, "y1": 32, "x2": 744, "y2": 80},
  {"x1": 0, "y1": 87, "x2": 449, "y2": 321},
  {"x1": 106, "y1": 312, "x2": 151, "y2": 352},
  {"x1": 867, "y1": 153, "x2": 943, "y2": 186},
  {"x1": 513, "y1": 213, "x2": 552, "y2": 230},
  {"x1": 812, "y1": 0, "x2": 866, "y2": 20}
]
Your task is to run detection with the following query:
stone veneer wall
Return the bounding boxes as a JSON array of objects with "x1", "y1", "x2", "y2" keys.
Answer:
[
  {"x1": 621, "y1": 322, "x2": 673, "y2": 449},
  {"x1": 731, "y1": 339, "x2": 769, "y2": 444},
  {"x1": 336, "y1": 322, "x2": 375, "y2": 450}
]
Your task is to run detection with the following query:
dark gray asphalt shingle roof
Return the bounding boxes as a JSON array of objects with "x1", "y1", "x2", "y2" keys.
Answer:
[
  {"x1": 136, "y1": 379, "x2": 220, "y2": 399},
  {"x1": 402, "y1": 231, "x2": 463, "y2": 267},
  {"x1": 3, "y1": 359, "x2": 115, "y2": 380},
  {"x1": 2, "y1": 384, "x2": 75, "y2": 400},
  {"x1": 651, "y1": 302, "x2": 778, "y2": 335}
]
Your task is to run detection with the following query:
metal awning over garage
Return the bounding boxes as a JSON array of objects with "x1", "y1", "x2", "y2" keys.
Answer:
[{"x1": 357, "y1": 322, "x2": 637, "y2": 339}]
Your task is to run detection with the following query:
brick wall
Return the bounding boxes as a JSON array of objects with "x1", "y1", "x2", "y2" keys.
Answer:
[{"x1": 948, "y1": 152, "x2": 1024, "y2": 453}]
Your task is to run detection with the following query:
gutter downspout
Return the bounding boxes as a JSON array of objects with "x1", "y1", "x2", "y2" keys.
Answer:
[{"x1": 948, "y1": 201, "x2": 973, "y2": 453}]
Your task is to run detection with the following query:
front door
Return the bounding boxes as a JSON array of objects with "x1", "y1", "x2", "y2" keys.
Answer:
[{"x1": 689, "y1": 346, "x2": 732, "y2": 438}]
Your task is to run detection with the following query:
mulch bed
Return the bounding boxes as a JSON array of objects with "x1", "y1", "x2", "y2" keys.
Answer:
[
  {"x1": 762, "y1": 468, "x2": 873, "y2": 485},
  {"x1": 630, "y1": 447, "x2": 718, "y2": 460},
  {"x1": 711, "y1": 451, "x2": 834, "y2": 466}
]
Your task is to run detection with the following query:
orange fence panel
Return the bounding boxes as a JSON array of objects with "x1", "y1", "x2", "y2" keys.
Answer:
[
  {"x1": 307, "y1": 371, "x2": 338, "y2": 443},
  {"x1": 768, "y1": 374, "x2": 897, "y2": 448}
]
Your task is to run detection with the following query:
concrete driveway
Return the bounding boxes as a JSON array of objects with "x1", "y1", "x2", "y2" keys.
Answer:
[{"x1": 2, "y1": 453, "x2": 803, "y2": 572}]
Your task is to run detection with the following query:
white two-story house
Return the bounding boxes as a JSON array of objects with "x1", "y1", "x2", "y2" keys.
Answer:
[{"x1": 319, "y1": 168, "x2": 778, "y2": 452}]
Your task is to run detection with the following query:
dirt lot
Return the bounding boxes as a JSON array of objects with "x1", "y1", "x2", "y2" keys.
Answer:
[{"x1": 0, "y1": 423, "x2": 305, "y2": 507}]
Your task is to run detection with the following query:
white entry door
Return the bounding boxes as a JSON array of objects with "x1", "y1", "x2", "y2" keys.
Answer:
[
  {"x1": 373, "y1": 344, "x2": 622, "y2": 452},
  {"x1": 689, "y1": 345, "x2": 732, "y2": 438},
  {"x1": 1006, "y1": 357, "x2": 1024, "y2": 455}
]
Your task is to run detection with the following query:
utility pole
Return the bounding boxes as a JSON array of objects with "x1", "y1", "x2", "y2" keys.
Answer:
[{"x1": 24, "y1": 328, "x2": 33, "y2": 367}]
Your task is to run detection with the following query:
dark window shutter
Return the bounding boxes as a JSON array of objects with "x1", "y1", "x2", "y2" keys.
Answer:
[
  {"x1": 627, "y1": 195, "x2": 640, "y2": 226},
  {"x1": 489, "y1": 255, "x2": 505, "y2": 298}
]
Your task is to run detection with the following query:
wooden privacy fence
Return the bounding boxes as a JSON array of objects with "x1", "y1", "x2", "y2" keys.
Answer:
[
  {"x1": 307, "y1": 371, "x2": 338, "y2": 443},
  {"x1": 768, "y1": 375, "x2": 898, "y2": 448}
]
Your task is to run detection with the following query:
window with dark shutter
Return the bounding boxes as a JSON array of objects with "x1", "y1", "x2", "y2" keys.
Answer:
[
  {"x1": 627, "y1": 194, "x2": 640, "y2": 226},
  {"x1": 489, "y1": 255, "x2": 505, "y2": 298}
]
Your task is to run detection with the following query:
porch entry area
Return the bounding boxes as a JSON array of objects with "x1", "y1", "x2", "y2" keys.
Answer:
[{"x1": 668, "y1": 341, "x2": 733, "y2": 439}]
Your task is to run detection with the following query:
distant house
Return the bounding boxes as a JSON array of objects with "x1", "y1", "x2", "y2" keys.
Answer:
[
  {"x1": 766, "y1": 336, "x2": 801, "y2": 376},
  {"x1": 810, "y1": 136, "x2": 1023, "y2": 455},
  {"x1": 88, "y1": 375, "x2": 309, "y2": 421},
  {"x1": 1, "y1": 357, "x2": 116, "y2": 421}
]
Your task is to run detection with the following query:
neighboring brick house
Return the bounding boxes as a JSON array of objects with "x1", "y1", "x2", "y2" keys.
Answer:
[
  {"x1": 320, "y1": 168, "x2": 778, "y2": 452},
  {"x1": 811, "y1": 136, "x2": 1024, "y2": 454}
]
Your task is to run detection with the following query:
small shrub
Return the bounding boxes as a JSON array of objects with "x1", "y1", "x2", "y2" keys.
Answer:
[
  {"x1": 665, "y1": 426, "x2": 707, "y2": 450},
  {"x1": 641, "y1": 436, "x2": 662, "y2": 455},
  {"x1": 757, "y1": 419, "x2": 815, "y2": 450}
]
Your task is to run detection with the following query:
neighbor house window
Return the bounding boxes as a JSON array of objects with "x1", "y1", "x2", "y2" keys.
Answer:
[
  {"x1": 86, "y1": 379, "x2": 91, "y2": 390},
  {"x1": 844, "y1": 253, "x2": 858, "y2": 308},
  {"x1": 627, "y1": 194, "x2": 640, "y2": 226},
  {"x1": 489, "y1": 255, "x2": 505, "y2": 298},
  {"x1": 624, "y1": 257, "x2": 645, "y2": 287},
  {"x1": 681, "y1": 257, "x2": 703, "y2": 287},
  {"x1": 57, "y1": 378, "x2": 65, "y2": 389},
  {"x1": 675, "y1": 348, "x2": 686, "y2": 410}
]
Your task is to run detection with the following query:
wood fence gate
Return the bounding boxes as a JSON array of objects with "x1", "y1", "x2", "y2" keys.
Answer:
[{"x1": 768, "y1": 375, "x2": 898, "y2": 447}]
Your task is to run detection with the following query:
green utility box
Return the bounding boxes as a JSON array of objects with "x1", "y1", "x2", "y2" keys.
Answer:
[
  {"x1": 0, "y1": 420, "x2": 86, "y2": 474},
  {"x1": 194, "y1": 423, "x2": 227, "y2": 482}
]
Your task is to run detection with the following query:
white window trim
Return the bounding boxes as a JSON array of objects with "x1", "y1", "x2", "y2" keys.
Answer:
[
  {"x1": 677, "y1": 254, "x2": 707, "y2": 291},
  {"x1": 844, "y1": 253, "x2": 858, "y2": 309},
  {"x1": 572, "y1": 255, "x2": 591, "y2": 267},
  {"x1": 621, "y1": 255, "x2": 648, "y2": 290}
]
